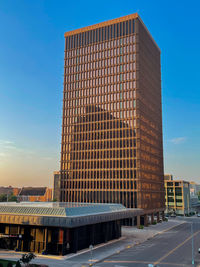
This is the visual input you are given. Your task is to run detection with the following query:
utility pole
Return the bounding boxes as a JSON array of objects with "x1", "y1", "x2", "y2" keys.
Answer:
[{"x1": 191, "y1": 222, "x2": 194, "y2": 266}]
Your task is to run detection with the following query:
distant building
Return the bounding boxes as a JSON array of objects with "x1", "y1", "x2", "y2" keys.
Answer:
[
  {"x1": 165, "y1": 180, "x2": 191, "y2": 215},
  {"x1": 53, "y1": 171, "x2": 60, "y2": 201},
  {"x1": 190, "y1": 181, "x2": 200, "y2": 197},
  {"x1": 18, "y1": 187, "x2": 52, "y2": 202},
  {"x1": 0, "y1": 186, "x2": 20, "y2": 197},
  {"x1": 189, "y1": 181, "x2": 200, "y2": 209},
  {"x1": 164, "y1": 174, "x2": 173, "y2": 181}
]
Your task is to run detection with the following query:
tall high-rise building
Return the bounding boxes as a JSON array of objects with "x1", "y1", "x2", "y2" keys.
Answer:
[{"x1": 60, "y1": 13, "x2": 165, "y2": 214}]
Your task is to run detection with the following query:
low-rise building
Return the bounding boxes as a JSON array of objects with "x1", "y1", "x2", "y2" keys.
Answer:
[
  {"x1": 190, "y1": 181, "x2": 200, "y2": 198},
  {"x1": 189, "y1": 181, "x2": 200, "y2": 213},
  {"x1": 165, "y1": 179, "x2": 191, "y2": 215},
  {"x1": 0, "y1": 202, "x2": 143, "y2": 255},
  {"x1": 18, "y1": 187, "x2": 52, "y2": 202},
  {"x1": 53, "y1": 171, "x2": 60, "y2": 202},
  {"x1": 0, "y1": 187, "x2": 20, "y2": 197},
  {"x1": 164, "y1": 174, "x2": 173, "y2": 181}
]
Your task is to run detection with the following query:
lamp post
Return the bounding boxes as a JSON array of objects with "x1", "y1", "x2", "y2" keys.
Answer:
[
  {"x1": 191, "y1": 222, "x2": 194, "y2": 266},
  {"x1": 89, "y1": 244, "x2": 93, "y2": 262}
]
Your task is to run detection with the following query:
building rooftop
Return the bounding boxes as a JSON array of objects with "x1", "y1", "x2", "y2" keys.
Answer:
[
  {"x1": 0, "y1": 202, "x2": 127, "y2": 217},
  {"x1": 0, "y1": 202, "x2": 143, "y2": 228},
  {"x1": 64, "y1": 13, "x2": 159, "y2": 51},
  {"x1": 165, "y1": 180, "x2": 190, "y2": 184},
  {"x1": 19, "y1": 187, "x2": 47, "y2": 196},
  {"x1": 64, "y1": 13, "x2": 139, "y2": 37}
]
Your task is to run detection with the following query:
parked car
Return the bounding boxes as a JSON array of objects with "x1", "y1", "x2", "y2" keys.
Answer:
[{"x1": 197, "y1": 213, "x2": 200, "y2": 217}]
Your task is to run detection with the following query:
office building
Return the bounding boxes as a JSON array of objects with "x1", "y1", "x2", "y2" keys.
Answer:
[
  {"x1": 60, "y1": 13, "x2": 165, "y2": 215},
  {"x1": 165, "y1": 180, "x2": 191, "y2": 215}
]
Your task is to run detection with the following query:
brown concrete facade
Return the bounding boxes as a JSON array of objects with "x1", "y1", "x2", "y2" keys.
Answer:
[{"x1": 60, "y1": 13, "x2": 165, "y2": 214}]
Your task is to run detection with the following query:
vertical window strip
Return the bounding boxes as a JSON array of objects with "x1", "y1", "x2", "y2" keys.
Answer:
[{"x1": 66, "y1": 19, "x2": 135, "y2": 50}]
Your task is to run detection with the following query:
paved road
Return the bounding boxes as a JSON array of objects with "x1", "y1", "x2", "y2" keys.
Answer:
[
  {"x1": 0, "y1": 218, "x2": 199, "y2": 267},
  {"x1": 95, "y1": 217, "x2": 200, "y2": 267}
]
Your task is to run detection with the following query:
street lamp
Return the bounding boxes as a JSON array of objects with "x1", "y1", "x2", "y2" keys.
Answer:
[
  {"x1": 89, "y1": 244, "x2": 93, "y2": 262},
  {"x1": 191, "y1": 222, "x2": 194, "y2": 266}
]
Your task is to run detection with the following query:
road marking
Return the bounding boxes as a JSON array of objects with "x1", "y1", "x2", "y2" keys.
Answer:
[
  {"x1": 104, "y1": 260, "x2": 153, "y2": 264},
  {"x1": 104, "y1": 260, "x2": 188, "y2": 266},
  {"x1": 155, "y1": 262, "x2": 188, "y2": 266},
  {"x1": 156, "y1": 220, "x2": 186, "y2": 235},
  {"x1": 154, "y1": 230, "x2": 200, "y2": 265}
]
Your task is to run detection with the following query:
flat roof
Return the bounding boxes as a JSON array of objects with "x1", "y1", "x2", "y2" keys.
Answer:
[
  {"x1": 0, "y1": 202, "x2": 127, "y2": 217},
  {"x1": 165, "y1": 180, "x2": 189, "y2": 184},
  {"x1": 64, "y1": 13, "x2": 139, "y2": 37},
  {"x1": 64, "y1": 13, "x2": 160, "y2": 52},
  {"x1": 0, "y1": 202, "x2": 143, "y2": 228}
]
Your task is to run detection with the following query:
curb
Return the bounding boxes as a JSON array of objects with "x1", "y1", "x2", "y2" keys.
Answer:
[
  {"x1": 64, "y1": 236, "x2": 126, "y2": 261},
  {"x1": 88, "y1": 221, "x2": 185, "y2": 266}
]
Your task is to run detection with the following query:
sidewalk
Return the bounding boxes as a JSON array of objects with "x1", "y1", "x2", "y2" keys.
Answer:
[{"x1": 0, "y1": 218, "x2": 185, "y2": 267}]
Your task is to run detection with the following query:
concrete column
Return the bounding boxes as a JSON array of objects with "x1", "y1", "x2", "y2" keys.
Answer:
[
  {"x1": 104, "y1": 222, "x2": 109, "y2": 242},
  {"x1": 90, "y1": 224, "x2": 95, "y2": 245},
  {"x1": 72, "y1": 228, "x2": 78, "y2": 253},
  {"x1": 137, "y1": 215, "x2": 141, "y2": 228},
  {"x1": 44, "y1": 228, "x2": 48, "y2": 253},
  {"x1": 157, "y1": 212, "x2": 160, "y2": 223},
  {"x1": 151, "y1": 213, "x2": 154, "y2": 224},
  {"x1": 34, "y1": 228, "x2": 36, "y2": 252},
  {"x1": 144, "y1": 214, "x2": 148, "y2": 226},
  {"x1": 17, "y1": 226, "x2": 21, "y2": 251},
  {"x1": 118, "y1": 221, "x2": 121, "y2": 238}
]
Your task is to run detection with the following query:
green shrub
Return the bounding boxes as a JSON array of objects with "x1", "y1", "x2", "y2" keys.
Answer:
[
  {"x1": 139, "y1": 225, "x2": 144, "y2": 229},
  {"x1": 16, "y1": 261, "x2": 21, "y2": 267},
  {"x1": 152, "y1": 221, "x2": 157, "y2": 225},
  {"x1": 20, "y1": 253, "x2": 36, "y2": 265}
]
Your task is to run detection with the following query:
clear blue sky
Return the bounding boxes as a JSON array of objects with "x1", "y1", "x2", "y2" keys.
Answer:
[{"x1": 0, "y1": 0, "x2": 199, "y2": 186}]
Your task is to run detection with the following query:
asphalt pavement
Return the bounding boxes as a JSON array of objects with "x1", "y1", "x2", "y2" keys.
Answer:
[
  {"x1": 95, "y1": 217, "x2": 200, "y2": 267},
  {"x1": 0, "y1": 217, "x2": 199, "y2": 267}
]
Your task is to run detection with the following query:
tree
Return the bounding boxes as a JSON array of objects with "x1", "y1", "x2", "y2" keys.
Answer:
[
  {"x1": 8, "y1": 193, "x2": 17, "y2": 202},
  {"x1": 16, "y1": 261, "x2": 21, "y2": 267},
  {"x1": 197, "y1": 191, "x2": 200, "y2": 200},
  {"x1": 0, "y1": 194, "x2": 7, "y2": 202},
  {"x1": 19, "y1": 253, "x2": 36, "y2": 266}
]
